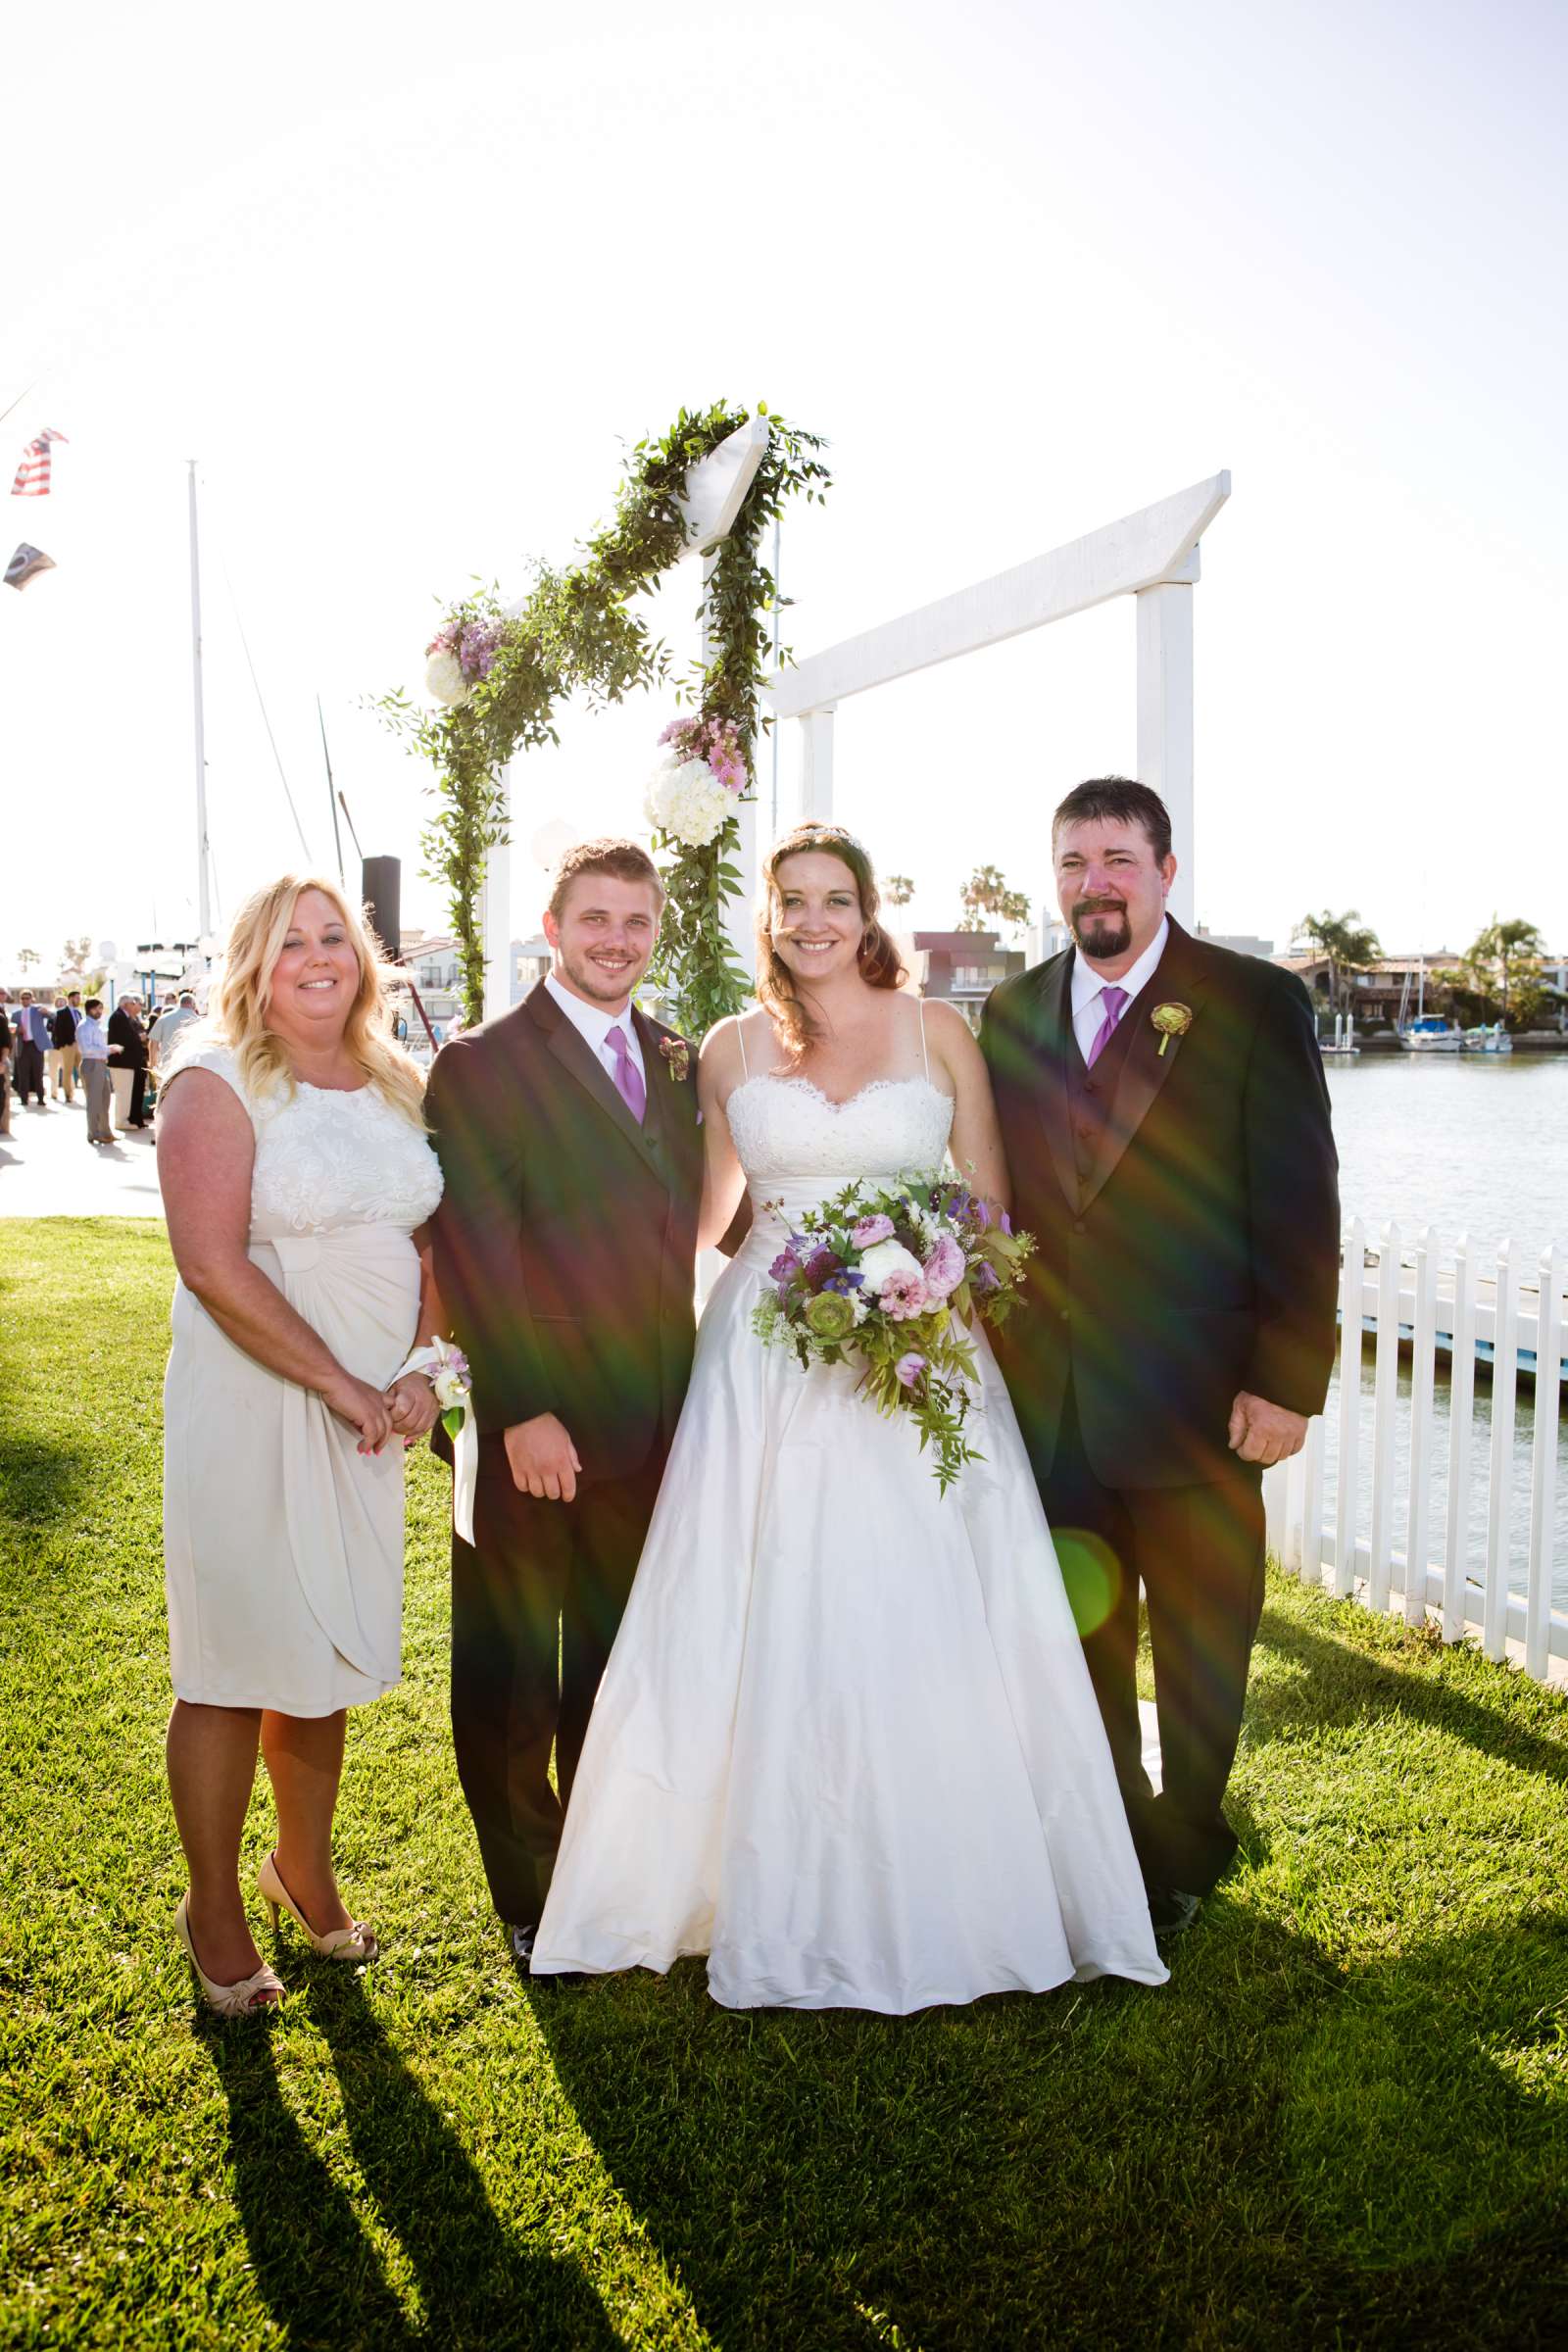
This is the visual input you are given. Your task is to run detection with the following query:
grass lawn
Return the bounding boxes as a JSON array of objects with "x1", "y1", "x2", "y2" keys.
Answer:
[{"x1": 2, "y1": 1217, "x2": 1566, "y2": 2350}]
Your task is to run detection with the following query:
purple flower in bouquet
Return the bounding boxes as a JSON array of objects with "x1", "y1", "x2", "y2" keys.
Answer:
[
  {"x1": 895, "y1": 1351, "x2": 927, "y2": 1389},
  {"x1": 803, "y1": 1245, "x2": 843, "y2": 1291},
  {"x1": 999, "y1": 1209, "x2": 1013, "y2": 1236},
  {"x1": 972, "y1": 1259, "x2": 1001, "y2": 1296},
  {"x1": 768, "y1": 1245, "x2": 803, "y2": 1286},
  {"x1": 879, "y1": 1266, "x2": 929, "y2": 1321},
  {"x1": 823, "y1": 1269, "x2": 864, "y2": 1296},
  {"x1": 459, "y1": 618, "x2": 505, "y2": 680},
  {"x1": 922, "y1": 1232, "x2": 967, "y2": 1300},
  {"x1": 851, "y1": 1213, "x2": 896, "y2": 1248}
]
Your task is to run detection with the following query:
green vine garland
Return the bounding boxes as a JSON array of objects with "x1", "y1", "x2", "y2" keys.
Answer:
[{"x1": 377, "y1": 402, "x2": 830, "y2": 1036}]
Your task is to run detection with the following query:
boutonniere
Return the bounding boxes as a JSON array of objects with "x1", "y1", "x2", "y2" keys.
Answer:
[
  {"x1": 1151, "y1": 1002, "x2": 1193, "y2": 1057},
  {"x1": 659, "y1": 1035, "x2": 692, "y2": 1084}
]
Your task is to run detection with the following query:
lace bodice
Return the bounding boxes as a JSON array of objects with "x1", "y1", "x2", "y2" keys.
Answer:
[
  {"x1": 174, "y1": 1046, "x2": 444, "y2": 1242},
  {"x1": 726, "y1": 1074, "x2": 955, "y2": 1189}
]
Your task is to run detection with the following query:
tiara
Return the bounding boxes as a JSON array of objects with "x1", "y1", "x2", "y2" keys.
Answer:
[{"x1": 771, "y1": 820, "x2": 869, "y2": 858}]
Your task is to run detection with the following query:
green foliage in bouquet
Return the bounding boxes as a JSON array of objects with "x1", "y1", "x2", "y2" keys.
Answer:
[
  {"x1": 752, "y1": 1175, "x2": 1036, "y2": 1494},
  {"x1": 377, "y1": 403, "x2": 830, "y2": 1031}
]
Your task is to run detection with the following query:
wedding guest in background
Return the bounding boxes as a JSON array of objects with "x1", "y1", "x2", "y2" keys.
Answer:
[
  {"x1": 51, "y1": 994, "x2": 80, "y2": 1103},
  {"x1": 77, "y1": 1000, "x2": 114, "y2": 1146},
  {"x1": 13, "y1": 992, "x2": 48, "y2": 1109},
  {"x1": 64, "y1": 990, "x2": 85, "y2": 1097},
  {"x1": 151, "y1": 991, "x2": 201, "y2": 1072},
  {"x1": 108, "y1": 995, "x2": 150, "y2": 1131},
  {"x1": 157, "y1": 872, "x2": 445, "y2": 2016},
  {"x1": 0, "y1": 998, "x2": 12, "y2": 1139}
]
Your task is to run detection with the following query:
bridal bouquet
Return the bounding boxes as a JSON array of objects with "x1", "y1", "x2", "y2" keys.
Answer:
[{"x1": 752, "y1": 1177, "x2": 1035, "y2": 1493}]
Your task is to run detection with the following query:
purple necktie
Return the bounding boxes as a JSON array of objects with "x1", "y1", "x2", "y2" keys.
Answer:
[
  {"x1": 1086, "y1": 984, "x2": 1128, "y2": 1069},
  {"x1": 605, "y1": 1023, "x2": 646, "y2": 1124}
]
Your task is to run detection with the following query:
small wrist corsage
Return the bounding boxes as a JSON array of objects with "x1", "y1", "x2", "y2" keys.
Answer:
[{"x1": 399, "y1": 1336, "x2": 472, "y2": 1439}]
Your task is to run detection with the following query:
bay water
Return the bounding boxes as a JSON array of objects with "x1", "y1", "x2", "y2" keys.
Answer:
[{"x1": 1319, "y1": 1054, "x2": 1566, "y2": 1609}]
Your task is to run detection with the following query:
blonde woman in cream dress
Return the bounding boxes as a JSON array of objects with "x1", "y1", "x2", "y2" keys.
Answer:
[{"x1": 158, "y1": 876, "x2": 444, "y2": 2015}]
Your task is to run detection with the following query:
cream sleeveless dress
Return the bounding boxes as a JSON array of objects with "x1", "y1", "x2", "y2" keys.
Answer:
[
  {"x1": 532, "y1": 1015, "x2": 1165, "y2": 2010},
  {"x1": 161, "y1": 1046, "x2": 443, "y2": 1716}
]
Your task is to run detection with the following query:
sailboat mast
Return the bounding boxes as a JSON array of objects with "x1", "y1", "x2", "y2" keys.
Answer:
[{"x1": 187, "y1": 462, "x2": 212, "y2": 939}]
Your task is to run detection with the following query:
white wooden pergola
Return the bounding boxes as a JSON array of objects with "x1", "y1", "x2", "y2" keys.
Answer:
[
  {"x1": 479, "y1": 431, "x2": 1229, "y2": 1012},
  {"x1": 761, "y1": 467, "x2": 1232, "y2": 935}
]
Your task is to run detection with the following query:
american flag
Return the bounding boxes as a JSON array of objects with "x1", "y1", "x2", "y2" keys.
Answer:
[{"x1": 11, "y1": 428, "x2": 68, "y2": 497}]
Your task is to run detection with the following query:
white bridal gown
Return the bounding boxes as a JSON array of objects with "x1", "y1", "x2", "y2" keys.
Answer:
[{"x1": 531, "y1": 1064, "x2": 1167, "y2": 2010}]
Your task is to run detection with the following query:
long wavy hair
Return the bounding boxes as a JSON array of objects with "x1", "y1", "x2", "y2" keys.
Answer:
[
  {"x1": 180, "y1": 873, "x2": 427, "y2": 1124},
  {"x1": 754, "y1": 822, "x2": 906, "y2": 1062}
]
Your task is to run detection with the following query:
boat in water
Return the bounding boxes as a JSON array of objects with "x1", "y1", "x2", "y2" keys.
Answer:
[
  {"x1": 1398, "y1": 1015, "x2": 1463, "y2": 1053},
  {"x1": 1461, "y1": 1023, "x2": 1513, "y2": 1054}
]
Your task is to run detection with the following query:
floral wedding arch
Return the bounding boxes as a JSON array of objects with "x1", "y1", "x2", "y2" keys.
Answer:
[{"x1": 378, "y1": 402, "x2": 830, "y2": 1036}]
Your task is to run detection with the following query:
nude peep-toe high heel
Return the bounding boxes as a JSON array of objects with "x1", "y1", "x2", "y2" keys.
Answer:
[
  {"x1": 258, "y1": 1851, "x2": 378, "y2": 1963},
  {"x1": 174, "y1": 1894, "x2": 284, "y2": 2018}
]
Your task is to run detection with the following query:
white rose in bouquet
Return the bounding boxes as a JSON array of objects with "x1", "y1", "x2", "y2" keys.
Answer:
[
  {"x1": 425, "y1": 650, "x2": 469, "y2": 706},
  {"x1": 645, "y1": 755, "x2": 731, "y2": 849},
  {"x1": 856, "y1": 1238, "x2": 926, "y2": 1297}
]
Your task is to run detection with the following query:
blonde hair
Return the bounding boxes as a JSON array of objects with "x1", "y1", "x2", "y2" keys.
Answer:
[
  {"x1": 755, "y1": 822, "x2": 906, "y2": 1062},
  {"x1": 178, "y1": 873, "x2": 427, "y2": 1124}
]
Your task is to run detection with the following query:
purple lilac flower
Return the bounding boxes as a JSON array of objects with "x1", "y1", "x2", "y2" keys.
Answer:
[{"x1": 895, "y1": 1351, "x2": 926, "y2": 1388}]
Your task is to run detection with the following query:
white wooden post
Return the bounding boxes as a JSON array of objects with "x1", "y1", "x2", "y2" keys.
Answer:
[
  {"x1": 1283, "y1": 1444, "x2": 1305, "y2": 1573},
  {"x1": 796, "y1": 708, "x2": 837, "y2": 823},
  {"x1": 1524, "y1": 1245, "x2": 1562, "y2": 1681},
  {"x1": 1404, "y1": 1228, "x2": 1439, "y2": 1627},
  {"x1": 1300, "y1": 1411, "x2": 1325, "y2": 1587},
  {"x1": 1136, "y1": 548, "x2": 1197, "y2": 932},
  {"x1": 1443, "y1": 1235, "x2": 1477, "y2": 1641},
  {"x1": 1483, "y1": 1240, "x2": 1519, "y2": 1662},
  {"x1": 1368, "y1": 1224, "x2": 1402, "y2": 1612},
  {"x1": 480, "y1": 770, "x2": 514, "y2": 1023},
  {"x1": 1335, "y1": 1218, "x2": 1365, "y2": 1597}
]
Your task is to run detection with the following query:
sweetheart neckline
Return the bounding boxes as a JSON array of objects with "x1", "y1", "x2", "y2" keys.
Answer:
[{"x1": 727, "y1": 1073, "x2": 954, "y2": 1116}]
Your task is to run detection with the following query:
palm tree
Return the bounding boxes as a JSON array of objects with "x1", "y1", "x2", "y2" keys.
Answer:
[
  {"x1": 1463, "y1": 917, "x2": 1546, "y2": 1028},
  {"x1": 1297, "y1": 909, "x2": 1382, "y2": 1020},
  {"x1": 958, "y1": 866, "x2": 1030, "y2": 934}
]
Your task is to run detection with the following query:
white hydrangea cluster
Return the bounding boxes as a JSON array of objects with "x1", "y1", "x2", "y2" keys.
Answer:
[
  {"x1": 425, "y1": 650, "x2": 469, "y2": 707},
  {"x1": 644, "y1": 755, "x2": 732, "y2": 849}
]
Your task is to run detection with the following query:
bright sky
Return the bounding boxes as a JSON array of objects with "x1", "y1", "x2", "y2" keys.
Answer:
[{"x1": 3, "y1": 0, "x2": 1563, "y2": 978}]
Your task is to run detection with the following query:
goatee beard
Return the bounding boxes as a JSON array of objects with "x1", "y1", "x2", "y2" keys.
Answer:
[{"x1": 1070, "y1": 903, "x2": 1132, "y2": 959}]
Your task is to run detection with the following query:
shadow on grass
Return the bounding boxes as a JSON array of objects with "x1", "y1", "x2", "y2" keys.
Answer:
[
  {"x1": 1251, "y1": 1605, "x2": 1568, "y2": 1788},
  {"x1": 532, "y1": 1908, "x2": 1568, "y2": 2350},
  {"x1": 0, "y1": 1432, "x2": 97, "y2": 1531},
  {"x1": 209, "y1": 1975, "x2": 616, "y2": 2351}
]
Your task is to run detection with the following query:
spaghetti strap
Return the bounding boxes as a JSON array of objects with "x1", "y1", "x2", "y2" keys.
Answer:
[
  {"x1": 737, "y1": 1017, "x2": 750, "y2": 1079},
  {"x1": 917, "y1": 995, "x2": 930, "y2": 1083}
]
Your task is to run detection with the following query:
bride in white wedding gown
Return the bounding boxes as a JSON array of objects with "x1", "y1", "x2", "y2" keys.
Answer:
[{"x1": 530, "y1": 824, "x2": 1165, "y2": 2009}]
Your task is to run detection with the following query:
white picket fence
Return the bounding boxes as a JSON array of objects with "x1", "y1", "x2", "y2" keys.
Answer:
[{"x1": 1263, "y1": 1221, "x2": 1567, "y2": 1684}]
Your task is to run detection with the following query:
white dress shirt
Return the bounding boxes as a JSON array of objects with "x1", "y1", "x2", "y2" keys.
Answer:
[
  {"x1": 544, "y1": 971, "x2": 646, "y2": 1094},
  {"x1": 1069, "y1": 914, "x2": 1170, "y2": 1065}
]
